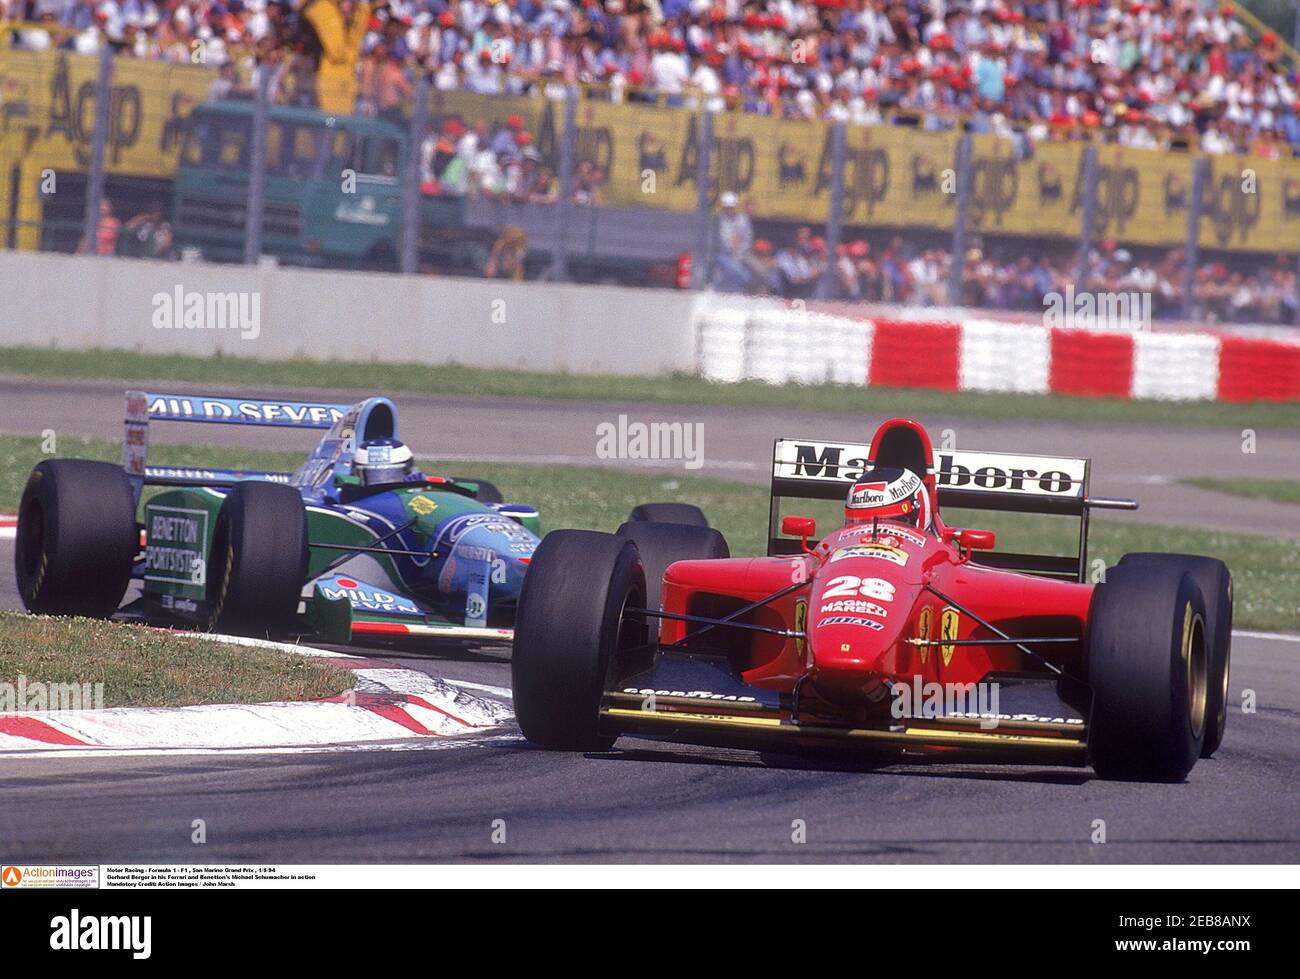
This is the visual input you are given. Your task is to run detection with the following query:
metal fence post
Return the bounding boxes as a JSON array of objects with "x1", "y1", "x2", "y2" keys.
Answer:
[
  {"x1": 1295, "y1": 248, "x2": 1300, "y2": 327},
  {"x1": 947, "y1": 131, "x2": 973, "y2": 306},
  {"x1": 81, "y1": 44, "x2": 113, "y2": 254},
  {"x1": 1181, "y1": 157, "x2": 1209, "y2": 319},
  {"x1": 243, "y1": 65, "x2": 272, "y2": 265},
  {"x1": 814, "y1": 121, "x2": 847, "y2": 300},
  {"x1": 691, "y1": 107, "x2": 714, "y2": 289},
  {"x1": 1074, "y1": 145, "x2": 1099, "y2": 294},
  {"x1": 401, "y1": 76, "x2": 430, "y2": 275},
  {"x1": 550, "y1": 86, "x2": 577, "y2": 282}
]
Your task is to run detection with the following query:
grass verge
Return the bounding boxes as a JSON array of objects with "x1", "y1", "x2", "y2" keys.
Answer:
[
  {"x1": 0, "y1": 612, "x2": 353, "y2": 709},
  {"x1": 1182, "y1": 478, "x2": 1300, "y2": 506},
  {"x1": 4, "y1": 345, "x2": 1298, "y2": 429},
  {"x1": 2, "y1": 434, "x2": 1296, "y2": 632}
]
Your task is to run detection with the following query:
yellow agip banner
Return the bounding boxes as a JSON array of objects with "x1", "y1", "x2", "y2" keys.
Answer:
[
  {"x1": 839, "y1": 124, "x2": 960, "y2": 229},
  {"x1": 3, "y1": 47, "x2": 1298, "y2": 255},
  {"x1": 1196, "y1": 155, "x2": 1300, "y2": 252},
  {"x1": 963, "y1": 135, "x2": 1300, "y2": 253},
  {"x1": 0, "y1": 48, "x2": 211, "y2": 176}
]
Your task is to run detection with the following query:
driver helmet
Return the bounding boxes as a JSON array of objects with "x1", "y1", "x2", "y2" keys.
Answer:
[
  {"x1": 354, "y1": 438, "x2": 414, "y2": 486},
  {"x1": 845, "y1": 466, "x2": 931, "y2": 530}
]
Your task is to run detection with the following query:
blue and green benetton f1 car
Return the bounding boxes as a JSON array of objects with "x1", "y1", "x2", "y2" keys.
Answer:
[{"x1": 15, "y1": 391, "x2": 542, "y2": 647}]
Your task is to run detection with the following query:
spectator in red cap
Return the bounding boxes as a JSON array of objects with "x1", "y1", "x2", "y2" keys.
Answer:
[{"x1": 491, "y1": 115, "x2": 529, "y2": 160}]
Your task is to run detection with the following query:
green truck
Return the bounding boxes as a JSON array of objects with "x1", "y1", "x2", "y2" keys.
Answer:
[
  {"x1": 173, "y1": 99, "x2": 691, "y2": 283},
  {"x1": 173, "y1": 100, "x2": 485, "y2": 270}
]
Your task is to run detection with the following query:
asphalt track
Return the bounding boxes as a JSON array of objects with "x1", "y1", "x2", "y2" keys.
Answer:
[{"x1": 1, "y1": 375, "x2": 1298, "y2": 863}]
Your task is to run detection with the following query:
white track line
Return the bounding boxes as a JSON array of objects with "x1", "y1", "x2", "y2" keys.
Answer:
[
  {"x1": 445, "y1": 679, "x2": 513, "y2": 699},
  {"x1": 1233, "y1": 629, "x2": 1300, "y2": 643}
]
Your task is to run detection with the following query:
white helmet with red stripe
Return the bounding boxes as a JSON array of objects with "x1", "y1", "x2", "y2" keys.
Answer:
[{"x1": 844, "y1": 467, "x2": 931, "y2": 530}]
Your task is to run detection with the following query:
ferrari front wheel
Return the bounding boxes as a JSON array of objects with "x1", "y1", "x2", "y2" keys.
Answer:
[
  {"x1": 512, "y1": 530, "x2": 646, "y2": 751},
  {"x1": 1086, "y1": 563, "x2": 1209, "y2": 782}
]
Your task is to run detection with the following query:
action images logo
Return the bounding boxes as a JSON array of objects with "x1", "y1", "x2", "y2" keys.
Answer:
[{"x1": 6, "y1": 865, "x2": 98, "y2": 888}]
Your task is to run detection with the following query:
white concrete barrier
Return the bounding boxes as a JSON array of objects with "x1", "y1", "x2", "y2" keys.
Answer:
[
  {"x1": 5, "y1": 251, "x2": 1296, "y2": 401},
  {"x1": 1, "y1": 251, "x2": 700, "y2": 377}
]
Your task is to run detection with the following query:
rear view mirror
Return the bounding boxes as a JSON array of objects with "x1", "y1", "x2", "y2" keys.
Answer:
[
  {"x1": 782, "y1": 515, "x2": 816, "y2": 547},
  {"x1": 958, "y1": 529, "x2": 996, "y2": 551}
]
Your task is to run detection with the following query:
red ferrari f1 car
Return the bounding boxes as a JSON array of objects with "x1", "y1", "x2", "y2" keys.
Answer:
[{"x1": 511, "y1": 418, "x2": 1232, "y2": 781}]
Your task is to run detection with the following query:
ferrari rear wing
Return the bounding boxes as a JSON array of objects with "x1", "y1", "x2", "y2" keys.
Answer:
[
  {"x1": 768, "y1": 438, "x2": 1137, "y2": 581},
  {"x1": 123, "y1": 391, "x2": 351, "y2": 502}
]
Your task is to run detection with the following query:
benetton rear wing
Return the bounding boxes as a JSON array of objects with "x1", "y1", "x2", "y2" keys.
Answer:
[
  {"x1": 768, "y1": 438, "x2": 1137, "y2": 581},
  {"x1": 123, "y1": 391, "x2": 352, "y2": 500}
]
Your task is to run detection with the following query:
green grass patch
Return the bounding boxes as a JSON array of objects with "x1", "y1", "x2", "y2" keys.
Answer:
[
  {"x1": 1182, "y1": 478, "x2": 1300, "y2": 506},
  {"x1": 3, "y1": 434, "x2": 1296, "y2": 632},
  {"x1": 0, "y1": 612, "x2": 353, "y2": 708},
  {"x1": 5, "y1": 345, "x2": 1298, "y2": 429}
]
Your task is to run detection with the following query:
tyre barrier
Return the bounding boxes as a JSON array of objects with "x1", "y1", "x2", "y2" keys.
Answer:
[{"x1": 697, "y1": 308, "x2": 1300, "y2": 402}]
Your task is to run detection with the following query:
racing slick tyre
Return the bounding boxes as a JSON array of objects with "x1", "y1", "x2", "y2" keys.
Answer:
[
  {"x1": 1119, "y1": 553, "x2": 1232, "y2": 758},
  {"x1": 205, "y1": 482, "x2": 308, "y2": 636},
  {"x1": 626, "y1": 502, "x2": 710, "y2": 527},
  {"x1": 459, "y1": 478, "x2": 504, "y2": 504},
  {"x1": 615, "y1": 521, "x2": 729, "y2": 615},
  {"x1": 1086, "y1": 563, "x2": 1209, "y2": 782},
  {"x1": 15, "y1": 459, "x2": 137, "y2": 619},
  {"x1": 512, "y1": 530, "x2": 647, "y2": 751}
]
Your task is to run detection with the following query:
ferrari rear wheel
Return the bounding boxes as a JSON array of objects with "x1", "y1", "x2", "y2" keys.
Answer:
[
  {"x1": 1119, "y1": 553, "x2": 1232, "y2": 758},
  {"x1": 512, "y1": 530, "x2": 647, "y2": 751},
  {"x1": 14, "y1": 459, "x2": 137, "y2": 619},
  {"x1": 615, "y1": 520, "x2": 729, "y2": 618},
  {"x1": 1086, "y1": 563, "x2": 1209, "y2": 781},
  {"x1": 626, "y1": 502, "x2": 710, "y2": 527},
  {"x1": 204, "y1": 482, "x2": 308, "y2": 636}
]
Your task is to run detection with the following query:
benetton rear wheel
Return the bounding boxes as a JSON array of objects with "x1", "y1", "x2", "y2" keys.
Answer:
[
  {"x1": 626, "y1": 502, "x2": 710, "y2": 527},
  {"x1": 511, "y1": 530, "x2": 646, "y2": 751},
  {"x1": 1119, "y1": 553, "x2": 1232, "y2": 757},
  {"x1": 14, "y1": 460, "x2": 138, "y2": 619},
  {"x1": 205, "y1": 482, "x2": 308, "y2": 636},
  {"x1": 453, "y1": 477, "x2": 504, "y2": 504},
  {"x1": 1086, "y1": 563, "x2": 1209, "y2": 782}
]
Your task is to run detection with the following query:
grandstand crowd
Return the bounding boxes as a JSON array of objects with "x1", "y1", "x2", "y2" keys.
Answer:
[
  {"x1": 6, "y1": 0, "x2": 1297, "y2": 321},
  {"x1": 710, "y1": 190, "x2": 1299, "y2": 322},
  {"x1": 5, "y1": 0, "x2": 1299, "y2": 155}
]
